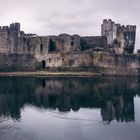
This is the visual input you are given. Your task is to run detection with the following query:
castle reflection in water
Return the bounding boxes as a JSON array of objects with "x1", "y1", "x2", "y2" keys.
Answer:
[{"x1": 0, "y1": 77, "x2": 139, "y2": 123}]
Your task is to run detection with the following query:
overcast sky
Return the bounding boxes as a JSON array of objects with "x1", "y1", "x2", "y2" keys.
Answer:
[{"x1": 0, "y1": 0, "x2": 139, "y2": 49}]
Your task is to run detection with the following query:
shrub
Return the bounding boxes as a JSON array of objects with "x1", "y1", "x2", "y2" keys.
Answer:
[{"x1": 32, "y1": 59, "x2": 42, "y2": 70}]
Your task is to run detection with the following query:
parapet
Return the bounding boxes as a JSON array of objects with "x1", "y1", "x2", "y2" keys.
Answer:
[
  {"x1": 0, "y1": 22, "x2": 21, "y2": 38},
  {"x1": 115, "y1": 24, "x2": 121, "y2": 27},
  {"x1": 0, "y1": 26, "x2": 9, "y2": 32},
  {"x1": 102, "y1": 19, "x2": 136, "y2": 31},
  {"x1": 20, "y1": 32, "x2": 37, "y2": 37},
  {"x1": 103, "y1": 19, "x2": 115, "y2": 25},
  {"x1": 117, "y1": 25, "x2": 136, "y2": 32},
  {"x1": 103, "y1": 19, "x2": 113, "y2": 22},
  {"x1": 125, "y1": 25, "x2": 136, "y2": 31},
  {"x1": 10, "y1": 23, "x2": 20, "y2": 28},
  {"x1": 24, "y1": 33, "x2": 37, "y2": 37},
  {"x1": 103, "y1": 19, "x2": 108, "y2": 23}
]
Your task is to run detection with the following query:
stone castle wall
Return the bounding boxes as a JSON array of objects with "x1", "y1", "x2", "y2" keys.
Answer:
[
  {"x1": 36, "y1": 51, "x2": 140, "y2": 75},
  {"x1": 92, "y1": 52, "x2": 140, "y2": 75},
  {"x1": 0, "y1": 20, "x2": 136, "y2": 55},
  {"x1": 0, "y1": 24, "x2": 107, "y2": 55},
  {"x1": 0, "y1": 20, "x2": 138, "y2": 74},
  {"x1": 0, "y1": 51, "x2": 140, "y2": 75},
  {"x1": 0, "y1": 53, "x2": 35, "y2": 71}
]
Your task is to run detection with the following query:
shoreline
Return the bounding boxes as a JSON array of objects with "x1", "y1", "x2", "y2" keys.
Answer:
[
  {"x1": 0, "y1": 72, "x2": 138, "y2": 77},
  {"x1": 0, "y1": 71, "x2": 101, "y2": 77}
]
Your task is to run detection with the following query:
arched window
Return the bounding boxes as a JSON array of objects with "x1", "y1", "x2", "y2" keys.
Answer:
[
  {"x1": 71, "y1": 41, "x2": 74, "y2": 46},
  {"x1": 49, "y1": 39, "x2": 56, "y2": 52},
  {"x1": 40, "y1": 44, "x2": 43, "y2": 54}
]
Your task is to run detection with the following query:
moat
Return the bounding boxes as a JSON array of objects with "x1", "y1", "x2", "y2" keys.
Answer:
[{"x1": 0, "y1": 76, "x2": 140, "y2": 140}]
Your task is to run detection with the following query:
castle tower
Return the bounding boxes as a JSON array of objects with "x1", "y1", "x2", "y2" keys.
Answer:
[
  {"x1": 9, "y1": 23, "x2": 20, "y2": 37},
  {"x1": 8, "y1": 23, "x2": 21, "y2": 53},
  {"x1": 101, "y1": 19, "x2": 136, "y2": 54},
  {"x1": 101, "y1": 19, "x2": 117, "y2": 45}
]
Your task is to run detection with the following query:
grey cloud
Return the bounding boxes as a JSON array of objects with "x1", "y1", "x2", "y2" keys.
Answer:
[{"x1": 0, "y1": 0, "x2": 139, "y2": 50}]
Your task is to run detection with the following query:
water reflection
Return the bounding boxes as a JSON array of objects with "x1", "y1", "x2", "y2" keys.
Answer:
[{"x1": 0, "y1": 77, "x2": 139, "y2": 123}]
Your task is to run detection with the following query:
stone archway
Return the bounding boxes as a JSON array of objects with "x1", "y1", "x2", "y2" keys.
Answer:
[{"x1": 41, "y1": 60, "x2": 46, "y2": 69}]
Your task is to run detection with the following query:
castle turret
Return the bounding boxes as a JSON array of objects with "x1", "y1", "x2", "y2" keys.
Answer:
[
  {"x1": 101, "y1": 19, "x2": 116, "y2": 45},
  {"x1": 101, "y1": 19, "x2": 136, "y2": 54},
  {"x1": 9, "y1": 23, "x2": 20, "y2": 38}
]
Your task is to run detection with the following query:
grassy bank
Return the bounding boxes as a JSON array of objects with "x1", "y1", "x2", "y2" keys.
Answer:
[{"x1": 0, "y1": 71, "x2": 101, "y2": 77}]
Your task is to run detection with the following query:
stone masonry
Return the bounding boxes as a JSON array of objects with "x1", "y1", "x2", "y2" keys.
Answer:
[
  {"x1": 0, "y1": 19, "x2": 139, "y2": 75},
  {"x1": 101, "y1": 19, "x2": 136, "y2": 54}
]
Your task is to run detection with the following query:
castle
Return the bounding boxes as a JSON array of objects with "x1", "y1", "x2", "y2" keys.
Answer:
[
  {"x1": 0, "y1": 19, "x2": 139, "y2": 75},
  {"x1": 0, "y1": 19, "x2": 136, "y2": 54}
]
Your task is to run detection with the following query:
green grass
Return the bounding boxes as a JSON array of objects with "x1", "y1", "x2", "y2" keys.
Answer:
[{"x1": 0, "y1": 71, "x2": 101, "y2": 77}]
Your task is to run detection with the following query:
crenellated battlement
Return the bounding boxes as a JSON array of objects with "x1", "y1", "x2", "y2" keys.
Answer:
[
  {"x1": 0, "y1": 20, "x2": 137, "y2": 56},
  {"x1": 0, "y1": 26, "x2": 9, "y2": 32},
  {"x1": 0, "y1": 23, "x2": 20, "y2": 31},
  {"x1": 117, "y1": 24, "x2": 136, "y2": 32},
  {"x1": 0, "y1": 22, "x2": 20, "y2": 38},
  {"x1": 102, "y1": 19, "x2": 136, "y2": 32},
  {"x1": 103, "y1": 19, "x2": 114, "y2": 23}
]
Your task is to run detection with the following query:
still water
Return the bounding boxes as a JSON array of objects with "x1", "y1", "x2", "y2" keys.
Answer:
[{"x1": 0, "y1": 76, "x2": 140, "y2": 140}]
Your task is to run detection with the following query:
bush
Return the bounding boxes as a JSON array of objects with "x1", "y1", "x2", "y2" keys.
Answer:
[{"x1": 32, "y1": 59, "x2": 42, "y2": 70}]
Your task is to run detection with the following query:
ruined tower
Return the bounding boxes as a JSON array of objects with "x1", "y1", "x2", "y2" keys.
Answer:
[
  {"x1": 0, "y1": 23, "x2": 20, "y2": 53},
  {"x1": 101, "y1": 19, "x2": 136, "y2": 54},
  {"x1": 101, "y1": 19, "x2": 117, "y2": 45}
]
